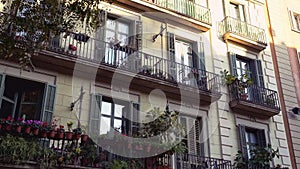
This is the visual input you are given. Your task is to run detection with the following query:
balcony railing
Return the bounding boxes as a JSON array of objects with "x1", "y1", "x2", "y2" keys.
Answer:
[
  {"x1": 228, "y1": 80, "x2": 280, "y2": 110},
  {"x1": 48, "y1": 33, "x2": 220, "y2": 94},
  {"x1": 176, "y1": 153, "x2": 232, "y2": 169},
  {"x1": 144, "y1": 0, "x2": 211, "y2": 25},
  {"x1": 219, "y1": 16, "x2": 267, "y2": 44}
]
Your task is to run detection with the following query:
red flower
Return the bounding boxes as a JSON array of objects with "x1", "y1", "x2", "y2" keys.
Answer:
[{"x1": 69, "y1": 44, "x2": 77, "y2": 51}]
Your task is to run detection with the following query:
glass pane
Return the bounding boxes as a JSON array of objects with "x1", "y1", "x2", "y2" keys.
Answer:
[
  {"x1": 0, "y1": 100, "x2": 14, "y2": 119},
  {"x1": 101, "y1": 101, "x2": 112, "y2": 116},
  {"x1": 117, "y1": 34, "x2": 128, "y2": 46},
  {"x1": 114, "y1": 119, "x2": 122, "y2": 132},
  {"x1": 118, "y1": 22, "x2": 129, "y2": 34},
  {"x1": 106, "y1": 19, "x2": 116, "y2": 30},
  {"x1": 23, "y1": 90, "x2": 39, "y2": 102},
  {"x1": 106, "y1": 30, "x2": 115, "y2": 42},
  {"x1": 21, "y1": 104, "x2": 37, "y2": 120},
  {"x1": 114, "y1": 104, "x2": 124, "y2": 118},
  {"x1": 100, "y1": 116, "x2": 111, "y2": 135}
]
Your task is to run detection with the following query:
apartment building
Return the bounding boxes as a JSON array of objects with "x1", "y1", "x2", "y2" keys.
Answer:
[
  {"x1": 267, "y1": 0, "x2": 300, "y2": 168},
  {"x1": 0, "y1": 0, "x2": 293, "y2": 168}
]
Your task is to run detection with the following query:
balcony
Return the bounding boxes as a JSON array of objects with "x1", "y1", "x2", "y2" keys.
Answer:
[
  {"x1": 228, "y1": 80, "x2": 280, "y2": 118},
  {"x1": 219, "y1": 16, "x2": 267, "y2": 50},
  {"x1": 35, "y1": 33, "x2": 221, "y2": 105},
  {"x1": 176, "y1": 153, "x2": 232, "y2": 169},
  {"x1": 115, "y1": 0, "x2": 211, "y2": 32}
]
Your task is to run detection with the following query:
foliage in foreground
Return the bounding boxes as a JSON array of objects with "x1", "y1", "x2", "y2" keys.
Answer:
[{"x1": 0, "y1": 0, "x2": 114, "y2": 69}]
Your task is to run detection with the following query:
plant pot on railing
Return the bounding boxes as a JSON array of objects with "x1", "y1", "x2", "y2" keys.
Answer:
[
  {"x1": 65, "y1": 131, "x2": 73, "y2": 140},
  {"x1": 14, "y1": 125, "x2": 22, "y2": 133},
  {"x1": 40, "y1": 131, "x2": 48, "y2": 138},
  {"x1": 24, "y1": 126, "x2": 31, "y2": 134},
  {"x1": 81, "y1": 134, "x2": 88, "y2": 142},
  {"x1": 56, "y1": 131, "x2": 64, "y2": 139},
  {"x1": 32, "y1": 128, "x2": 39, "y2": 136},
  {"x1": 48, "y1": 130, "x2": 56, "y2": 139}
]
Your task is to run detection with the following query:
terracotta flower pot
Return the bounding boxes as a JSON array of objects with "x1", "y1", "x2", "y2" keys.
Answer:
[
  {"x1": 15, "y1": 125, "x2": 22, "y2": 133},
  {"x1": 73, "y1": 134, "x2": 81, "y2": 140},
  {"x1": 56, "y1": 131, "x2": 64, "y2": 139},
  {"x1": 48, "y1": 130, "x2": 56, "y2": 139},
  {"x1": 65, "y1": 131, "x2": 73, "y2": 140},
  {"x1": 24, "y1": 126, "x2": 31, "y2": 134},
  {"x1": 81, "y1": 134, "x2": 88, "y2": 142},
  {"x1": 32, "y1": 128, "x2": 39, "y2": 136},
  {"x1": 40, "y1": 131, "x2": 47, "y2": 138}
]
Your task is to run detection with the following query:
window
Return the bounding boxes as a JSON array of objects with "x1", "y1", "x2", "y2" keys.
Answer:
[
  {"x1": 0, "y1": 74, "x2": 56, "y2": 122},
  {"x1": 167, "y1": 32, "x2": 205, "y2": 86},
  {"x1": 180, "y1": 116, "x2": 204, "y2": 156},
  {"x1": 238, "y1": 125, "x2": 266, "y2": 159},
  {"x1": 95, "y1": 13, "x2": 143, "y2": 66},
  {"x1": 290, "y1": 11, "x2": 300, "y2": 32},
  {"x1": 229, "y1": 52, "x2": 264, "y2": 87},
  {"x1": 89, "y1": 94, "x2": 139, "y2": 137},
  {"x1": 229, "y1": 2, "x2": 245, "y2": 21}
]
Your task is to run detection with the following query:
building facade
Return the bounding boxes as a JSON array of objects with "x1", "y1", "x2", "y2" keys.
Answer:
[
  {"x1": 0, "y1": 0, "x2": 294, "y2": 168},
  {"x1": 267, "y1": 0, "x2": 300, "y2": 168}
]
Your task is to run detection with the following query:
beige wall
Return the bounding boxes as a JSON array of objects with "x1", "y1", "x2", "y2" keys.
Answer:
[{"x1": 268, "y1": 0, "x2": 300, "y2": 168}]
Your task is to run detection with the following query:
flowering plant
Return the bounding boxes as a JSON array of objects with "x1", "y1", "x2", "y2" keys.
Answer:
[
  {"x1": 67, "y1": 121, "x2": 73, "y2": 131},
  {"x1": 25, "y1": 120, "x2": 43, "y2": 129}
]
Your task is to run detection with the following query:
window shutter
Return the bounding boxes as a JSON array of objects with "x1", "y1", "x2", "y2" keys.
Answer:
[
  {"x1": 198, "y1": 42, "x2": 205, "y2": 71},
  {"x1": 89, "y1": 94, "x2": 102, "y2": 137},
  {"x1": 135, "y1": 20, "x2": 143, "y2": 51},
  {"x1": 229, "y1": 52, "x2": 237, "y2": 76},
  {"x1": 167, "y1": 32, "x2": 176, "y2": 80},
  {"x1": 0, "y1": 74, "x2": 6, "y2": 108},
  {"x1": 238, "y1": 124, "x2": 248, "y2": 160},
  {"x1": 42, "y1": 84, "x2": 56, "y2": 123},
  {"x1": 95, "y1": 11, "x2": 107, "y2": 61},
  {"x1": 255, "y1": 59, "x2": 264, "y2": 88},
  {"x1": 130, "y1": 102, "x2": 140, "y2": 136},
  {"x1": 257, "y1": 129, "x2": 267, "y2": 148}
]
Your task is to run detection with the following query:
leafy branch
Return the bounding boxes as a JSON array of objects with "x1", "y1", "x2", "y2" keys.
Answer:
[{"x1": 0, "y1": 0, "x2": 114, "y2": 69}]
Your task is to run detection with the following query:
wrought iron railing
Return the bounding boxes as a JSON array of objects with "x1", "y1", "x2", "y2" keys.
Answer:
[
  {"x1": 228, "y1": 80, "x2": 280, "y2": 110},
  {"x1": 48, "y1": 33, "x2": 220, "y2": 94},
  {"x1": 176, "y1": 153, "x2": 232, "y2": 169},
  {"x1": 143, "y1": 0, "x2": 211, "y2": 25},
  {"x1": 219, "y1": 16, "x2": 267, "y2": 44}
]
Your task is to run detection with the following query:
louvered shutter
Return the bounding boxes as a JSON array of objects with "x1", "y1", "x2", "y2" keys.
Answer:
[
  {"x1": 42, "y1": 84, "x2": 56, "y2": 123},
  {"x1": 257, "y1": 129, "x2": 267, "y2": 148},
  {"x1": 130, "y1": 102, "x2": 140, "y2": 136},
  {"x1": 167, "y1": 32, "x2": 176, "y2": 81},
  {"x1": 95, "y1": 10, "x2": 107, "y2": 61},
  {"x1": 89, "y1": 94, "x2": 102, "y2": 137},
  {"x1": 238, "y1": 124, "x2": 248, "y2": 160},
  {"x1": 0, "y1": 74, "x2": 6, "y2": 108},
  {"x1": 134, "y1": 20, "x2": 143, "y2": 71},
  {"x1": 255, "y1": 60, "x2": 264, "y2": 88},
  {"x1": 229, "y1": 52, "x2": 237, "y2": 76}
]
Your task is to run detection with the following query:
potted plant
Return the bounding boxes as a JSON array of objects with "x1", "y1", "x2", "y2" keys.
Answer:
[
  {"x1": 39, "y1": 122, "x2": 49, "y2": 138},
  {"x1": 73, "y1": 127, "x2": 82, "y2": 140},
  {"x1": 233, "y1": 144, "x2": 280, "y2": 169},
  {"x1": 80, "y1": 127, "x2": 88, "y2": 142},
  {"x1": 66, "y1": 121, "x2": 74, "y2": 140},
  {"x1": 221, "y1": 69, "x2": 254, "y2": 99},
  {"x1": 13, "y1": 117, "x2": 24, "y2": 133},
  {"x1": 56, "y1": 125, "x2": 65, "y2": 139}
]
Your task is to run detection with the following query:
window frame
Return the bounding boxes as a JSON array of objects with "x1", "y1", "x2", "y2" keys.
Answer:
[
  {"x1": 289, "y1": 10, "x2": 300, "y2": 33},
  {"x1": 89, "y1": 94, "x2": 140, "y2": 137},
  {"x1": 0, "y1": 74, "x2": 56, "y2": 123}
]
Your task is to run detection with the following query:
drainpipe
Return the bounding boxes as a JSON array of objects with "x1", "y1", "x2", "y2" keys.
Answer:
[{"x1": 265, "y1": 1, "x2": 296, "y2": 168}]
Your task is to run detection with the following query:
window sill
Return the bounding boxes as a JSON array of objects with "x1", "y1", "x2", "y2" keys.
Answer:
[{"x1": 291, "y1": 28, "x2": 300, "y2": 33}]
